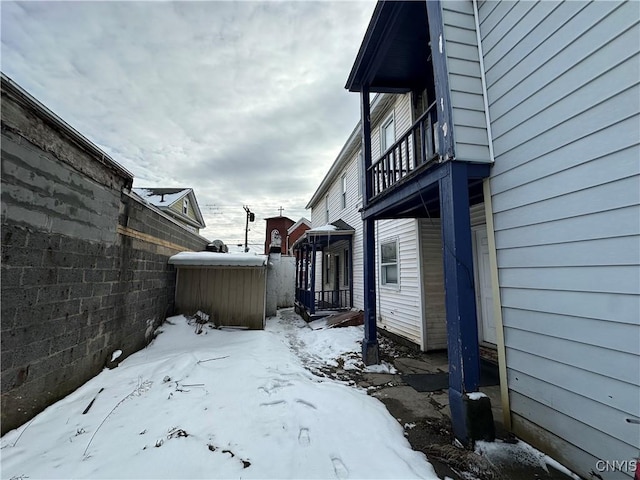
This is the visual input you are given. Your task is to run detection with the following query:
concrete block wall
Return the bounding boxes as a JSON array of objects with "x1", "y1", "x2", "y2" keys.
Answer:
[{"x1": 1, "y1": 77, "x2": 209, "y2": 434}]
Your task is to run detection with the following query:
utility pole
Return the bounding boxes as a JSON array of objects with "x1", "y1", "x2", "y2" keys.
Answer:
[{"x1": 243, "y1": 205, "x2": 255, "y2": 252}]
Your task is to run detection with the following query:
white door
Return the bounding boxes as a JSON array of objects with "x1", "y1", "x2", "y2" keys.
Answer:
[{"x1": 474, "y1": 227, "x2": 497, "y2": 345}]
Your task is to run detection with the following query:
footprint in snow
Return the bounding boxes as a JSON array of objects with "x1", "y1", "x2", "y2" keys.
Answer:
[
  {"x1": 298, "y1": 428, "x2": 310, "y2": 447},
  {"x1": 331, "y1": 456, "x2": 349, "y2": 479},
  {"x1": 294, "y1": 399, "x2": 317, "y2": 409},
  {"x1": 259, "y1": 400, "x2": 286, "y2": 407}
]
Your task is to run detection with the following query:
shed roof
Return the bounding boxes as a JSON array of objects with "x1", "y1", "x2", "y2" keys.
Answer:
[{"x1": 169, "y1": 252, "x2": 267, "y2": 267}]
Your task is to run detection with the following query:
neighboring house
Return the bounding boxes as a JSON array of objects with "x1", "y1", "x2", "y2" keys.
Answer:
[
  {"x1": 264, "y1": 215, "x2": 295, "y2": 254},
  {"x1": 133, "y1": 188, "x2": 206, "y2": 234},
  {"x1": 286, "y1": 217, "x2": 311, "y2": 254},
  {"x1": 302, "y1": 1, "x2": 639, "y2": 478}
]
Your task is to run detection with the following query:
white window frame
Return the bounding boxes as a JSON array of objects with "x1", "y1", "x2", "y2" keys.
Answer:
[
  {"x1": 380, "y1": 238, "x2": 399, "y2": 288},
  {"x1": 183, "y1": 198, "x2": 189, "y2": 215},
  {"x1": 341, "y1": 173, "x2": 347, "y2": 209},
  {"x1": 380, "y1": 112, "x2": 395, "y2": 154}
]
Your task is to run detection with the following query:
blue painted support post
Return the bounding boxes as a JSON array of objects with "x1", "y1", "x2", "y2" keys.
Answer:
[
  {"x1": 439, "y1": 161, "x2": 493, "y2": 445},
  {"x1": 348, "y1": 235, "x2": 354, "y2": 308},
  {"x1": 310, "y1": 242, "x2": 317, "y2": 315},
  {"x1": 360, "y1": 86, "x2": 379, "y2": 365},
  {"x1": 362, "y1": 217, "x2": 378, "y2": 365}
]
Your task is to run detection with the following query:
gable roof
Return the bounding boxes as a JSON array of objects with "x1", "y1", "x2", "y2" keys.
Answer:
[
  {"x1": 132, "y1": 187, "x2": 206, "y2": 229},
  {"x1": 132, "y1": 188, "x2": 190, "y2": 207},
  {"x1": 287, "y1": 217, "x2": 311, "y2": 235}
]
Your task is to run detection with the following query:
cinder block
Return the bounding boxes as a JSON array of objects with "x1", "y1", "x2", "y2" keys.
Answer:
[
  {"x1": 68, "y1": 283, "x2": 92, "y2": 300},
  {"x1": 21, "y1": 267, "x2": 57, "y2": 287}
]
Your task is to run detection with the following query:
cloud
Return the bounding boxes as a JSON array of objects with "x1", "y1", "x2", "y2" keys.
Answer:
[{"x1": 1, "y1": 0, "x2": 375, "y2": 245}]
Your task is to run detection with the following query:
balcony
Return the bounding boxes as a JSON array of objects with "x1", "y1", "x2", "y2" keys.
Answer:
[{"x1": 370, "y1": 101, "x2": 438, "y2": 201}]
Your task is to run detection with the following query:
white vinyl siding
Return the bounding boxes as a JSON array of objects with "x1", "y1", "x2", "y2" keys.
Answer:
[
  {"x1": 442, "y1": 0, "x2": 491, "y2": 163},
  {"x1": 376, "y1": 218, "x2": 423, "y2": 348},
  {"x1": 479, "y1": 1, "x2": 640, "y2": 477},
  {"x1": 309, "y1": 150, "x2": 363, "y2": 309}
]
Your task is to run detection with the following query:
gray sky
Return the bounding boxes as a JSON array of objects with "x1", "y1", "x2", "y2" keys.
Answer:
[{"x1": 1, "y1": 0, "x2": 375, "y2": 249}]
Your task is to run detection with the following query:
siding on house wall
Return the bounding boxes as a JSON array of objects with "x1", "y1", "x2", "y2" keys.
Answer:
[
  {"x1": 442, "y1": 0, "x2": 491, "y2": 163},
  {"x1": 478, "y1": 1, "x2": 640, "y2": 476},
  {"x1": 419, "y1": 203, "x2": 485, "y2": 351},
  {"x1": 168, "y1": 194, "x2": 199, "y2": 230},
  {"x1": 310, "y1": 148, "x2": 364, "y2": 308},
  {"x1": 375, "y1": 217, "x2": 423, "y2": 347},
  {"x1": 372, "y1": 94, "x2": 424, "y2": 348}
]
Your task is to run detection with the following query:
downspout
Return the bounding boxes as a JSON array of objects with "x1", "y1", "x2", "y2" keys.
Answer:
[{"x1": 473, "y1": 0, "x2": 511, "y2": 430}]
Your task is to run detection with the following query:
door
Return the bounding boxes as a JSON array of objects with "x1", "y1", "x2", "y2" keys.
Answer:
[{"x1": 474, "y1": 227, "x2": 497, "y2": 345}]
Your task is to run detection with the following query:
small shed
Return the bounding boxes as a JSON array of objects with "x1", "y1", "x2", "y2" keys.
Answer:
[{"x1": 169, "y1": 252, "x2": 268, "y2": 329}]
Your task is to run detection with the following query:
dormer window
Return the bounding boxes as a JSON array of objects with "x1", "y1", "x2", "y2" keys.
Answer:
[{"x1": 183, "y1": 198, "x2": 189, "y2": 215}]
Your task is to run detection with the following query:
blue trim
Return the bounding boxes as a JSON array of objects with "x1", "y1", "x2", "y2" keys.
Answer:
[
  {"x1": 425, "y1": 0, "x2": 455, "y2": 161},
  {"x1": 362, "y1": 217, "x2": 379, "y2": 365},
  {"x1": 361, "y1": 87, "x2": 373, "y2": 207},
  {"x1": 439, "y1": 161, "x2": 481, "y2": 443},
  {"x1": 362, "y1": 163, "x2": 447, "y2": 220}
]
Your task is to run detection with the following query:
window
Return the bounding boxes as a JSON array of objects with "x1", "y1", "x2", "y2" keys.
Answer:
[
  {"x1": 325, "y1": 195, "x2": 329, "y2": 223},
  {"x1": 183, "y1": 198, "x2": 189, "y2": 215},
  {"x1": 380, "y1": 114, "x2": 395, "y2": 153},
  {"x1": 380, "y1": 240, "x2": 398, "y2": 286},
  {"x1": 341, "y1": 174, "x2": 347, "y2": 209}
]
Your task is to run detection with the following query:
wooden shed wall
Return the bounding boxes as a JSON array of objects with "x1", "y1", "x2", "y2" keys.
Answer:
[{"x1": 175, "y1": 266, "x2": 266, "y2": 329}]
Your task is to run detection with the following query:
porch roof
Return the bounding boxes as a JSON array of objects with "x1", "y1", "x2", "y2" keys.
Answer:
[
  {"x1": 345, "y1": 0, "x2": 431, "y2": 93},
  {"x1": 292, "y1": 220, "x2": 355, "y2": 250}
]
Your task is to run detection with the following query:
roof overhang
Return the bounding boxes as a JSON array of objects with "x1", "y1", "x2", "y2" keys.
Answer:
[
  {"x1": 345, "y1": 0, "x2": 432, "y2": 93},
  {"x1": 292, "y1": 220, "x2": 355, "y2": 250}
]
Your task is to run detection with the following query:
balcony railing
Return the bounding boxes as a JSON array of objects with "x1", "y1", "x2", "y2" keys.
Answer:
[
  {"x1": 296, "y1": 288, "x2": 352, "y2": 314},
  {"x1": 369, "y1": 100, "x2": 438, "y2": 199}
]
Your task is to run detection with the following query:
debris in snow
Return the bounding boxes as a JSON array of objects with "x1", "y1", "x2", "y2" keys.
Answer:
[
  {"x1": 167, "y1": 428, "x2": 189, "y2": 439},
  {"x1": 191, "y1": 310, "x2": 212, "y2": 334},
  {"x1": 82, "y1": 388, "x2": 104, "y2": 415},
  {"x1": 364, "y1": 361, "x2": 397, "y2": 374},
  {"x1": 83, "y1": 379, "x2": 152, "y2": 457},
  {"x1": 163, "y1": 376, "x2": 171, "y2": 383},
  {"x1": 197, "y1": 356, "x2": 229, "y2": 364},
  {"x1": 106, "y1": 350, "x2": 124, "y2": 369}
]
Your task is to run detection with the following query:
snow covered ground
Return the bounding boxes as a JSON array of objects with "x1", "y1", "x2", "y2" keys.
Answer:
[{"x1": 1, "y1": 310, "x2": 439, "y2": 479}]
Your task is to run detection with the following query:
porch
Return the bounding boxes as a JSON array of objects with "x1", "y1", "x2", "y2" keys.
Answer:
[
  {"x1": 345, "y1": 0, "x2": 495, "y2": 445},
  {"x1": 292, "y1": 220, "x2": 355, "y2": 320}
]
